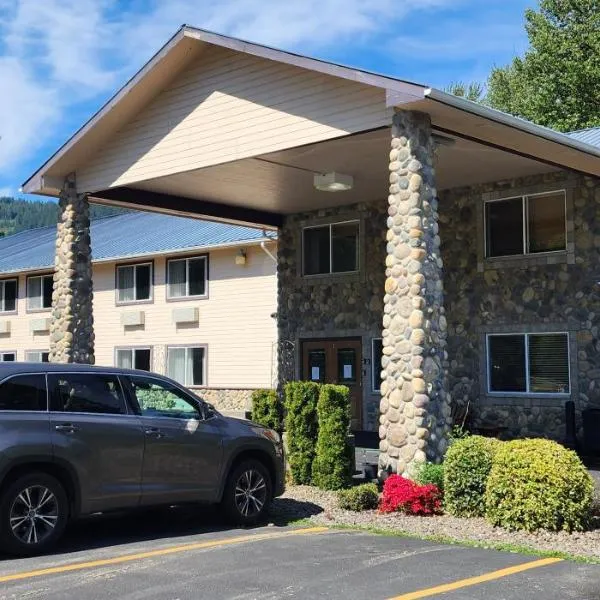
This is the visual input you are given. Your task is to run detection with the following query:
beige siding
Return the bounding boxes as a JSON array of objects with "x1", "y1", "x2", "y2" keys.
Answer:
[
  {"x1": 77, "y1": 46, "x2": 391, "y2": 192},
  {"x1": 0, "y1": 245, "x2": 277, "y2": 390}
]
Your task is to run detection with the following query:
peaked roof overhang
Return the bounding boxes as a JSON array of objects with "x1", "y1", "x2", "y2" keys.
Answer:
[{"x1": 22, "y1": 25, "x2": 600, "y2": 197}]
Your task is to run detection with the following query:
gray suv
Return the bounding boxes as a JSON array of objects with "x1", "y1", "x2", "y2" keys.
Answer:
[{"x1": 0, "y1": 363, "x2": 284, "y2": 555}]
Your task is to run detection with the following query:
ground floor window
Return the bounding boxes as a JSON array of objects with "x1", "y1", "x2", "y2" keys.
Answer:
[
  {"x1": 487, "y1": 332, "x2": 569, "y2": 394},
  {"x1": 25, "y1": 350, "x2": 49, "y2": 363},
  {"x1": 167, "y1": 346, "x2": 206, "y2": 386},
  {"x1": 372, "y1": 338, "x2": 383, "y2": 393},
  {"x1": 115, "y1": 347, "x2": 151, "y2": 371},
  {"x1": 0, "y1": 352, "x2": 16, "y2": 362}
]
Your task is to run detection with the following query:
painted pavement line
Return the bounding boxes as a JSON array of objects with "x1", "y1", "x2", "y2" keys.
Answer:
[
  {"x1": 387, "y1": 556, "x2": 564, "y2": 599},
  {"x1": 0, "y1": 526, "x2": 329, "y2": 584}
]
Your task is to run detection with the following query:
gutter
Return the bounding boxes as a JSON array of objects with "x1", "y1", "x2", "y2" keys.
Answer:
[{"x1": 424, "y1": 88, "x2": 600, "y2": 159}]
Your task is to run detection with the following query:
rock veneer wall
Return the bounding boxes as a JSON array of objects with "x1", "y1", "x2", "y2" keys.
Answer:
[
  {"x1": 49, "y1": 178, "x2": 95, "y2": 363},
  {"x1": 378, "y1": 111, "x2": 450, "y2": 476},
  {"x1": 440, "y1": 171, "x2": 600, "y2": 439},
  {"x1": 199, "y1": 388, "x2": 254, "y2": 413}
]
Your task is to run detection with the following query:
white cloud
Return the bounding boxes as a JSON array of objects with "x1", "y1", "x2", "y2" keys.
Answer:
[{"x1": 0, "y1": 0, "x2": 462, "y2": 181}]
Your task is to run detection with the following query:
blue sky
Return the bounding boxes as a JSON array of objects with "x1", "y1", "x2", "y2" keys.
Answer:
[{"x1": 0, "y1": 0, "x2": 534, "y2": 200}]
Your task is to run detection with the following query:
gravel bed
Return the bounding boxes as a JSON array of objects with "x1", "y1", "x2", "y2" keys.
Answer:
[{"x1": 269, "y1": 485, "x2": 600, "y2": 560}]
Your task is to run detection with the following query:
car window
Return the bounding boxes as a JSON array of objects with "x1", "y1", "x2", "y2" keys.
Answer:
[
  {"x1": 48, "y1": 374, "x2": 127, "y2": 415},
  {"x1": 129, "y1": 376, "x2": 200, "y2": 419},
  {"x1": 0, "y1": 374, "x2": 47, "y2": 411}
]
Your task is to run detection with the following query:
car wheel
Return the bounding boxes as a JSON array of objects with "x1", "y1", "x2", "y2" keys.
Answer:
[
  {"x1": 0, "y1": 472, "x2": 69, "y2": 556},
  {"x1": 221, "y1": 459, "x2": 272, "y2": 526}
]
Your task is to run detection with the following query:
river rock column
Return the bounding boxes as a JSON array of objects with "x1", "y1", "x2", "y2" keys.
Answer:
[
  {"x1": 378, "y1": 110, "x2": 451, "y2": 477},
  {"x1": 49, "y1": 175, "x2": 95, "y2": 364}
]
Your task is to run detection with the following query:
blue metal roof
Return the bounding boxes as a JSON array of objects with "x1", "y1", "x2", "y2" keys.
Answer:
[
  {"x1": 0, "y1": 212, "x2": 273, "y2": 274},
  {"x1": 567, "y1": 127, "x2": 600, "y2": 148}
]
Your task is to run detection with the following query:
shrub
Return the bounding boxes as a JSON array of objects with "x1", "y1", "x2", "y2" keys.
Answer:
[
  {"x1": 251, "y1": 389, "x2": 282, "y2": 431},
  {"x1": 312, "y1": 384, "x2": 354, "y2": 490},
  {"x1": 414, "y1": 462, "x2": 444, "y2": 493},
  {"x1": 485, "y1": 438, "x2": 594, "y2": 533},
  {"x1": 284, "y1": 381, "x2": 320, "y2": 485},
  {"x1": 379, "y1": 475, "x2": 442, "y2": 516},
  {"x1": 338, "y1": 483, "x2": 379, "y2": 511},
  {"x1": 444, "y1": 435, "x2": 501, "y2": 517}
]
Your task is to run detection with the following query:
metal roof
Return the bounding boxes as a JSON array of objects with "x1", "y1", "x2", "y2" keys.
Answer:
[
  {"x1": 0, "y1": 212, "x2": 274, "y2": 275},
  {"x1": 567, "y1": 127, "x2": 600, "y2": 148}
]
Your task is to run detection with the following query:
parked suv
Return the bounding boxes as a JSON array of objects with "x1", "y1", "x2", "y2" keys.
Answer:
[{"x1": 0, "y1": 363, "x2": 284, "y2": 555}]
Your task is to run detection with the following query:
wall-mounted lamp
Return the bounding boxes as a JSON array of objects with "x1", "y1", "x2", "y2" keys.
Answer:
[
  {"x1": 235, "y1": 248, "x2": 247, "y2": 266},
  {"x1": 313, "y1": 171, "x2": 354, "y2": 192}
]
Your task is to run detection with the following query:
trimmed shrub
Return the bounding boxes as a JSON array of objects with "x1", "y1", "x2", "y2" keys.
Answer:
[
  {"x1": 485, "y1": 438, "x2": 594, "y2": 532},
  {"x1": 338, "y1": 483, "x2": 379, "y2": 511},
  {"x1": 312, "y1": 384, "x2": 354, "y2": 490},
  {"x1": 284, "y1": 381, "x2": 319, "y2": 485},
  {"x1": 444, "y1": 435, "x2": 501, "y2": 517},
  {"x1": 414, "y1": 462, "x2": 444, "y2": 493},
  {"x1": 251, "y1": 389, "x2": 282, "y2": 431},
  {"x1": 379, "y1": 475, "x2": 442, "y2": 516}
]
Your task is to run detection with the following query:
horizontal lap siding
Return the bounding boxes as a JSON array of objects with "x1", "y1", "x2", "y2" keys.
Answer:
[{"x1": 77, "y1": 46, "x2": 391, "y2": 192}]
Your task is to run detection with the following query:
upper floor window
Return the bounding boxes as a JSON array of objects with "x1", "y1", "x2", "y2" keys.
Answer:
[
  {"x1": 27, "y1": 274, "x2": 53, "y2": 310},
  {"x1": 116, "y1": 263, "x2": 152, "y2": 304},
  {"x1": 167, "y1": 346, "x2": 205, "y2": 386},
  {"x1": 26, "y1": 351, "x2": 49, "y2": 363},
  {"x1": 116, "y1": 347, "x2": 151, "y2": 371},
  {"x1": 0, "y1": 279, "x2": 17, "y2": 313},
  {"x1": 303, "y1": 221, "x2": 359, "y2": 276},
  {"x1": 167, "y1": 256, "x2": 207, "y2": 299},
  {"x1": 484, "y1": 191, "x2": 566, "y2": 258},
  {"x1": 487, "y1": 332, "x2": 570, "y2": 395},
  {"x1": 0, "y1": 352, "x2": 16, "y2": 362}
]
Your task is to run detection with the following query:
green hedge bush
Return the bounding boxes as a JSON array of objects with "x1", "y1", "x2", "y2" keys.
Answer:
[
  {"x1": 414, "y1": 462, "x2": 444, "y2": 492},
  {"x1": 338, "y1": 483, "x2": 379, "y2": 511},
  {"x1": 251, "y1": 389, "x2": 282, "y2": 431},
  {"x1": 312, "y1": 384, "x2": 354, "y2": 490},
  {"x1": 284, "y1": 381, "x2": 320, "y2": 485},
  {"x1": 444, "y1": 435, "x2": 500, "y2": 517},
  {"x1": 485, "y1": 438, "x2": 594, "y2": 532}
]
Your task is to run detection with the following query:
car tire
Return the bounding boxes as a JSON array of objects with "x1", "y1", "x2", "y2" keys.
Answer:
[
  {"x1": 0, "y1": 472, "x2": 69, "y2": 556},
  {"x1": 221, "y1": 459, "x2": 272, "y2": 526}
]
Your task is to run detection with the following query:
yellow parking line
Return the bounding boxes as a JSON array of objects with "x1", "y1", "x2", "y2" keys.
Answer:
[
  {"x1": 0, "y1": 526, "x2": 329, "y2": 584},
  {"x1": 387, "y1": 556, "x2": 563, "y2": 599}
]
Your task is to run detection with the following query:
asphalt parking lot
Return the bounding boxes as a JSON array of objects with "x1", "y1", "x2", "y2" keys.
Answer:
[{"x1": 0, "y1": 507, "x2": 598, "y2": 599}]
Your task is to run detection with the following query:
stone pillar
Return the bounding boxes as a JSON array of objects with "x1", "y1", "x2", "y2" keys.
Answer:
[
  {"x1": 49, "y1": 176, "x2": 95, "y2": 364},
  {"x1": 378, "y1": 110, "x2": 451, "y2": 477}
]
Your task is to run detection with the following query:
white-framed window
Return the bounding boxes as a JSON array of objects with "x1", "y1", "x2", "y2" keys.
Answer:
[
  {"x1": 167, "y1": 256, "x2": 207, "y2": 299},
  {"x1": 115, "y1": 347, "x2": 152, "y2": 371},
  {"x1": 303, "y1": 220, "x2": 359, "y2": 275},
  {"x1": 372, "y1": 338, "x2": 383, "y2": 393},
  {"x1": 487, "y1": 333, "x2": 570, "y2": 395},
  {"x1": 484, "y1": 190, "x2": 566, "y2": 258},
  {"x1": 27, "y1": 274, "x2": 53, "y2": 310},
  {"x1": 116, "y1": 262, "x2": 152, "y2": 304},
  {"x1": 0, "y1": 279, "x2": 17, "y2": 313},
  {"x1": 0, "y1": 352, "x2": 16, "y2": 362},
  {"x1": 25, "y1": 350, "x2": 50, "y2": 363},
  {"x1": 166, "y1": 346, "x2": 206, "y2": 386}
]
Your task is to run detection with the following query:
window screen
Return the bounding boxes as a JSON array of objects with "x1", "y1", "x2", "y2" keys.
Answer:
[
  {"x1": 528, "y1": 334, "x2": 569, "y2": 393},
  {"x1": 528, "y1": 193, "x2": 566, "y2": 253},
  {"x1": 331, "y1": 222, "x2": 359, "y2": 273}
]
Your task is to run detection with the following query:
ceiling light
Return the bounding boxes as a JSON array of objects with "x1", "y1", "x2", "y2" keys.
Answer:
[{"x1": 314, "y1": 172, "x2": 354, "y2": 192}]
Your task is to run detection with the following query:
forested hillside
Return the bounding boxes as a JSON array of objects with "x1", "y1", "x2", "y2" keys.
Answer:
[{"x1": 0, "y1": 197, "x2": 125, "y2": 237}]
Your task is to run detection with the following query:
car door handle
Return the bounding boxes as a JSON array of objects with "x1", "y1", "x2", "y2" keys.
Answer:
[
  {"x1": 144, "y1": 427, "x2": 165, "y2": 439},
  {"x1": 55, "y1": 424, "x2": 79, "y2": 434}
]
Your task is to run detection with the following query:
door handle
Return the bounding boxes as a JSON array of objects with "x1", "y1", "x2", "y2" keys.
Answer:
[
  {"x1": 55, "y1": 424, "x2": 79, "y2": 434},
  {"x1": 144, "y1": 427, "x2": 165, "y2": 439}
]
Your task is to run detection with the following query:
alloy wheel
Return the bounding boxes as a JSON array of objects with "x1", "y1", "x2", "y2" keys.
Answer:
[
  {"x1": 9, "y1": 485, "x2": 59, "y2": 545},
  {"x1": 234, "y1": 469, "x2": 267, "y2": 518}
]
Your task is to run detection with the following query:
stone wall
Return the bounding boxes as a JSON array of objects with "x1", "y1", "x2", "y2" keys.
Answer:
[
  {"x1": 440, "y1": 171, "x2": 600, "y2": 440},
  {"x1": 198, "y1": 388, "x2": 255, "y2": 414}
]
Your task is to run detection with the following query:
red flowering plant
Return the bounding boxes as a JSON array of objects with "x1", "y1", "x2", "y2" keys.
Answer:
[{"x1": 379, "y1": 474, "x2": 442, "y2": 516}]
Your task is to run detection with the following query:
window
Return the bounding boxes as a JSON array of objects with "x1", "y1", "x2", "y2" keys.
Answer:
[
  {"x1": 27, "y1": 274, "x2": 53, "y2": 310},
  {"x1": 25, "y1": 351, "x2": 49, "y2": 363},
  {"x1": 487, "y1": 333, "x2": 570, "y2": 394},
  {"x1": 49, "y1": 373, "x2": 127, "y2": 415},
  {"x1": 485, "y1": 191, "x2": 566, "y2": 258},
  {"x1": 303, "y1": 221, "x2": 359, "y2": 275},
  {"x1": 167, "y1": 256, "x2": 207, "y2": 299},
  {"x1": 167, "y1": 346, "x2": 205, "y2": 386},
  {"x1": 0, "y1": 352, "x2": 16, "y2": 362},
  {"x1": 0, "y1": 374, "x2": 47, "y2": 411},
  {"x1": 0, "y1": 279, "x2": 17, "y2": 313},
  {"x1": 116, "y1": 263, "x2": 152, "y2": 303},
  {"x1": 372, "y1": 338, "x2": 383, "y2": 393},
  {"x1": 129, "y1": 376, "x2": 200, "y2": 419},
  {"x1": 116, "y1": 348, "x2": 151, "y2": 371}
]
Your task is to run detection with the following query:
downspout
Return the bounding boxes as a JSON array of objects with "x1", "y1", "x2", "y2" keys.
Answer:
[{"x1": 260, "y1": 230, "x2": 277, "y2": 263}]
